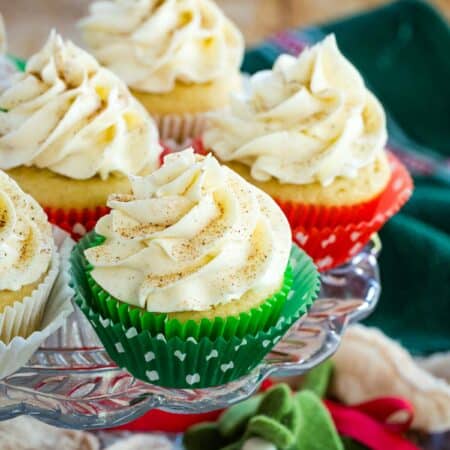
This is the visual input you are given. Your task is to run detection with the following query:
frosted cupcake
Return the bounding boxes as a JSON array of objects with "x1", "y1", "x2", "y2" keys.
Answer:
[
  {"x1": 85, "y1": 148, "x2": 291, "y2": 324},
  {"x1": 0, "y1": 31, "x2": 162, "y2": 238},
  {"x1": 203, "y1": 35, "x2": 412, "y2": 270},
  {"x1": 79, "y1": 0, "x2": 244, "y2": 143},
  {"x1": 72, "y1": 149, "x2": 319, "y2": 387},
  {"x1": 0, "y1": 170, "x2": 58, "y2": 343}
]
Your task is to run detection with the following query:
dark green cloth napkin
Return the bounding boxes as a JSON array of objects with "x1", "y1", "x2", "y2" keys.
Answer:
[{"x1": 243, "y1": 0, "x2": 450, "y2": 354}]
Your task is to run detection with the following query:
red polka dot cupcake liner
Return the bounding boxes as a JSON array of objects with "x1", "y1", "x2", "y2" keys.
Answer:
[
  {"x1": 276, "y1": 192, "x2": 384, "y2": 229},
  {"x1": 275, "y1": 153, "x2": 411, "y2": 231},
  {"x1": 290, "y1": 154, "x2": 413, "y2": 271},
  {"x1": 45, "y1": 206, "x2": 110, "y2": 241}
]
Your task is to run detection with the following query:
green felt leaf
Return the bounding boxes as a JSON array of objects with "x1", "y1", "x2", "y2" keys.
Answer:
[
  {"x1": 281, "y1": 401, "x2": 301, "y2": 436},
  {"x1": 257, "y1": 384, "x2": 292, "y2": 421},
  {"x1": 295, "y1": 391, "x2": 344, "y2": 450},
  {"x1": 246, "y1": 416, "x2": 295, "y2": 450},
  {"x1": 183, "y1": 422, "x2": 228, "y2": 450},
  {"x1": 219, "y1": 395, "x2": 262, "y2": 439},
  {"x1": 301, "y1": 360, "x2": 334, "y2": 398}
]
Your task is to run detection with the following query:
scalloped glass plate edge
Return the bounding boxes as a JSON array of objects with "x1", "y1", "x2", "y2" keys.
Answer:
[{"x1": 0, "y1": 237, "x2": 380, "y2": 429}]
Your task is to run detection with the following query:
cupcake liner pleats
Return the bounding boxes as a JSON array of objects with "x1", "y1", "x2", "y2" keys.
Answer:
[
  {"x1": 290, "y1": 154, "x2": 413, "y2": 271},
  {"x1": 88, "y1": 269, "x2": 292, "y2": 341},
  {"x1": 0, "y1": 227, "x2": 74, "y2": 379},
  {"x1": 154, "y1": 112, "x2": 209, "y2": 144},
  {"x1": 71, "y1": 237, "x2": 320, "y2": 388},
  {"x1": 278, "y1": 154, "x2": 412, "y2": 230},
  {"x1": 0, "y1": 251, "x2": 59, "y2": 343},
  {"x1": 277, "y1": 194, "x2": 384, "y2": 229},
  {"x1": 74, "y1": 232, "x2": 293, "y2": 341},
  {"x1": 45, "y1": 206, "x2": 110, "y2": 240},
  {"x1": 292, "y1": 224, "x2": 378, "y2": 271}
]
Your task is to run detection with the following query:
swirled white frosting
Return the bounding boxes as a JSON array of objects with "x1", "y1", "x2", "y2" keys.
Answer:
[
  {"x1": 79, "y1": 0, "x2": 244, "y2": 93},
  {"x1": 0, "y1": 170, "x2": 53, "y2": 291},
  {"x1": 204, "y1": 35, "x2": 388, "y2": 186},
  {"x1": 85, "y1": 149, "x2": 291, "y2": 312},
  {"x1": 0, "y1": 31, "x2": 162, "y2": 180}
]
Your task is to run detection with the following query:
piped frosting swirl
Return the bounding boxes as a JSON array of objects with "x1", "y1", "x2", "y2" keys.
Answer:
[
  {"x1": 204, "y1": 35, "x2": 388, "y2": 186},
  {"x1": 0, "y1": 170, "x2": 53, "y2": 291},
  {"x1": 79, "y1": 0, "x2": 244, "y2": 93},
  {"x1": 0, "y1": 31, "x2": 161, "y2": 180},
  {"x1": 84, "y1": 148, "x2": 291, "y2": 312}
]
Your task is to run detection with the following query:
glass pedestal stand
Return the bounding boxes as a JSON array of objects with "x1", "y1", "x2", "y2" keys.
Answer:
[{"x1": 0, "y1": 238, "x2": 380, "y2": 430}]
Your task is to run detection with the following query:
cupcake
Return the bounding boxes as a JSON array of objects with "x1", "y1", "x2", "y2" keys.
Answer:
[
  {"x1": 0, "y1": 31, "x2": 162, "y2": 238},
  {"x1": 0, "y1": 170, "x2": 58, "y2": 343},
  {"x1": 79, "y1": 0, "x2": 244, "y2": 143},
  {"x1": 203, "y1": 35, "x2": 412, "y2": 270},
  {"x1": 71, "y1": 149, "x2": 319, "y2": 388}
]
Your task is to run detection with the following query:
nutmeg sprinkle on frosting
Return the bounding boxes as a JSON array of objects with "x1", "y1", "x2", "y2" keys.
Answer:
[
  {"x1": 204, "y1": 34, "x2": 387, "y2": 187},
  {"x1": 84, "y1": 148, "x2": 291, "y2": 313},
  {"x1": 0, "y1": 170, "x2": 54, "y2": 291}
]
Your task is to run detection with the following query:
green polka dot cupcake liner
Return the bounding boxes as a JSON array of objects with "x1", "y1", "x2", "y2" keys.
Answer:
[
  {"x1": 73, "y1": 233, "x2": 293, "y2": 341},
  {"x1": 71, "y1": 234, "x2": 319, "y2": 388}
]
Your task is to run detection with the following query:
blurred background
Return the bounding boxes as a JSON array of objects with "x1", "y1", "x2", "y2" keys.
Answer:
[
  {"x1": 1, "y1": 0, "x2": 449, "y2": 56},
  {"x1": 0, "y1": 1, "x2": 448, "y2": 449}
]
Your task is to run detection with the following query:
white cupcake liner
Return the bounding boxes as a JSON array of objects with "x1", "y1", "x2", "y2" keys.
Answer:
[
  {"x1": 0, "y1": 227, "x2": 74, "y2": 379},
  {"x1": 0, "y1": 253, "x2": 59, "y2": 343},
  {"x1": 155, "y1": 111, "x2": 208, "y2": 145}
]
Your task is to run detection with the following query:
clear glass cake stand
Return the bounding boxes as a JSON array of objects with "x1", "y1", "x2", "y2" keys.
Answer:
[{"x1": 0, "y1": 238, "x2": 381, "y2": 430}]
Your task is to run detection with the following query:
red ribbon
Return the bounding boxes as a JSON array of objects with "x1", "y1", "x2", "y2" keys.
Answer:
[
  {"x1": 113, "y1": 382, "x2": 419, "y2": 450},
  {"x1": 325, "y1": 397, "x2": 420, "y2": 450}
]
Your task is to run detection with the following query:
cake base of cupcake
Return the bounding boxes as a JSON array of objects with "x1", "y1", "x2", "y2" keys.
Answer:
[
  {"x1": 5, "y1": 166, "x2": 132, "y2": 210},
  {"x1": 5, "y1": 167, "x2": 131, "y2": 239},
  {"x1": 222, "y1": 154, "x2": 392, "y2": 212}
]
